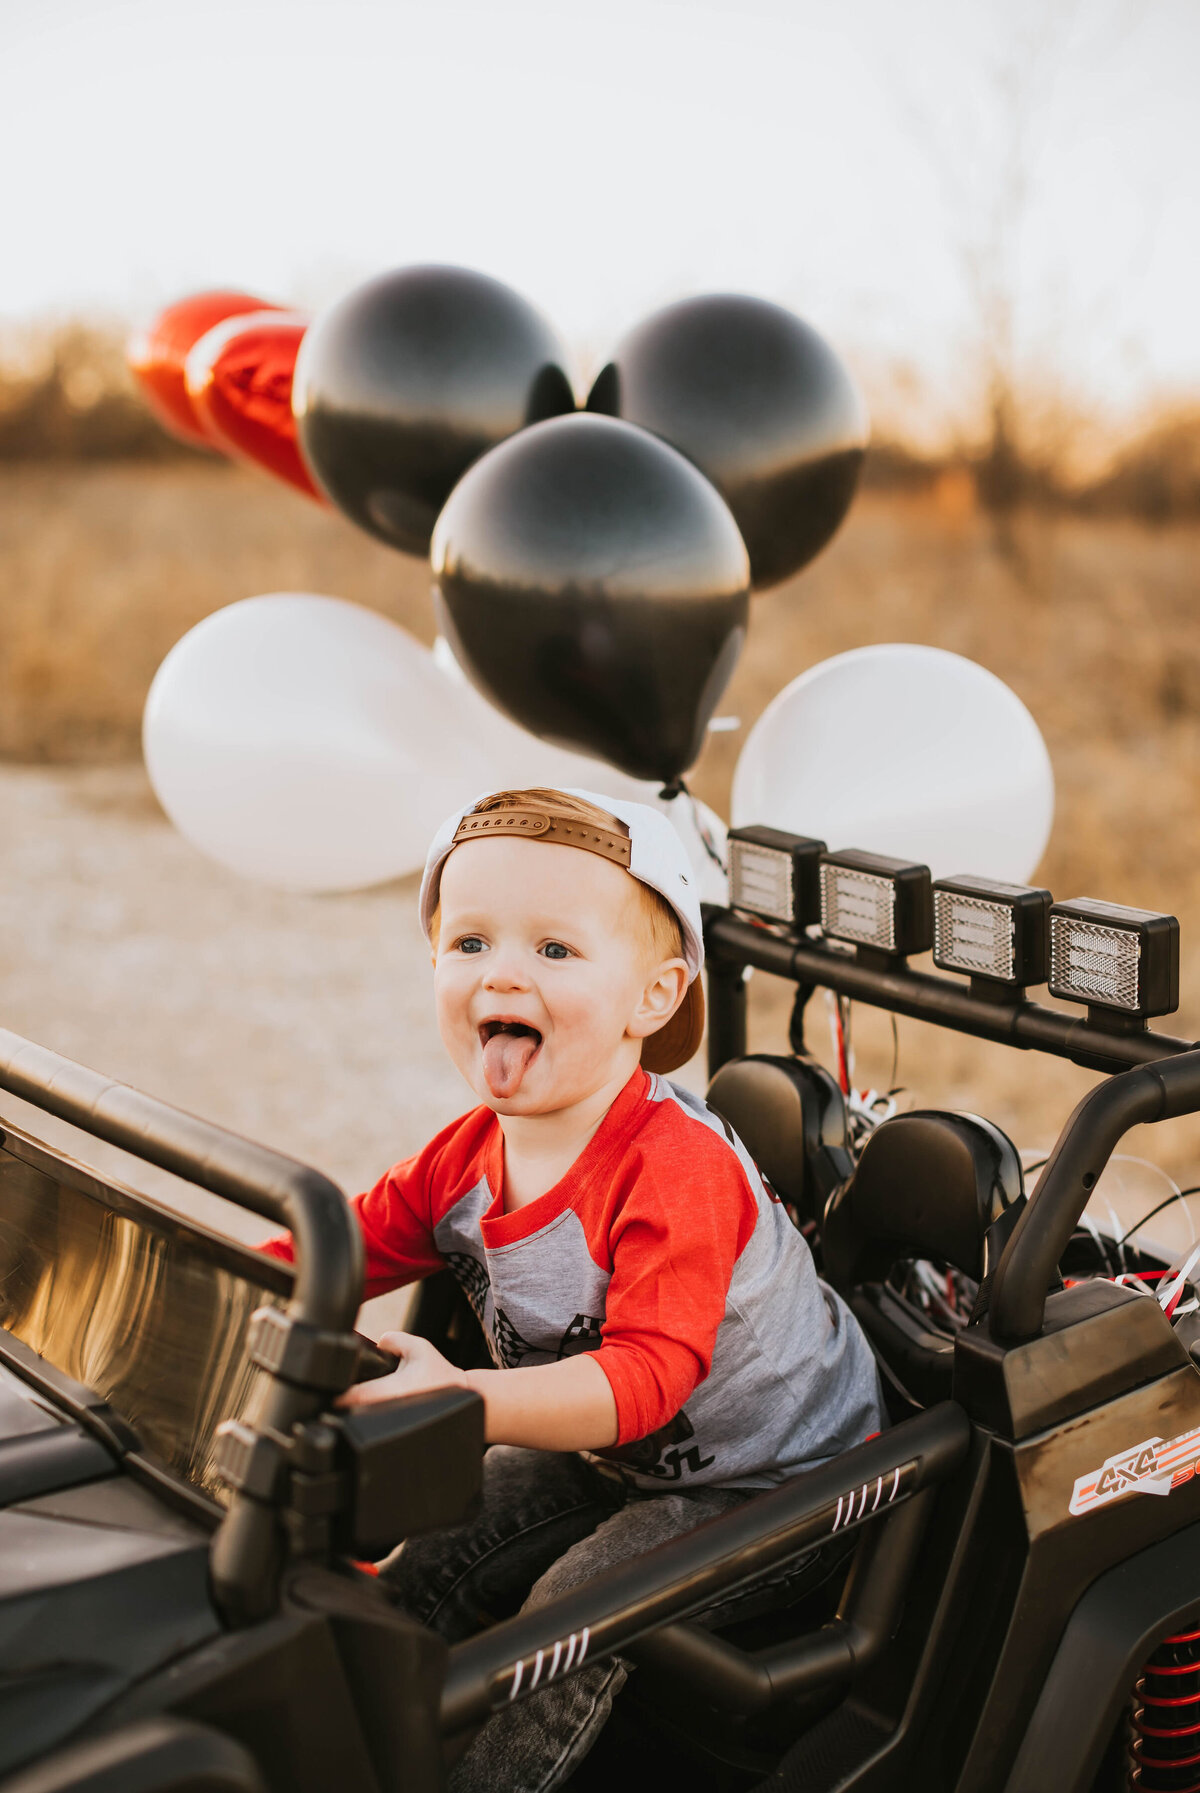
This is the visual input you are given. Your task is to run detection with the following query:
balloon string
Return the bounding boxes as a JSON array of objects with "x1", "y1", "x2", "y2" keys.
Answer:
[{"x1": 659, "y1": 777, "x2": 727, "y2": 874}]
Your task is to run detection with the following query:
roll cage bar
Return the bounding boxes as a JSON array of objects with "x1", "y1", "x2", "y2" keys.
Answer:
[{"x1": 440, "y1": 1405, "x2": 968, "y2": 1735}]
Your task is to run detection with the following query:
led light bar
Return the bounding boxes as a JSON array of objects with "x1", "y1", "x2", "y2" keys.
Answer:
[
  {"x1": 727, "y1": 826, "x2": 825, "y2": 929},
  {"x1": 932, "y1": 875, "x2": 1051, "y2": 989},
  {"x1": 1048, "y1": 897, "x2": 1180, "y2": 1020},
  {"x1": 818, "y1": 849, "x2": 933, "y2": 958}
]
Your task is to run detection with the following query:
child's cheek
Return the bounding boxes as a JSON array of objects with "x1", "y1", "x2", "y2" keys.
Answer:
[
  {"x1": 433, "y1": 964, "x2": 472, "y2": 1040},
  {"x1": 552, "y1": 970, "x2": 622, "y2": 1052}
]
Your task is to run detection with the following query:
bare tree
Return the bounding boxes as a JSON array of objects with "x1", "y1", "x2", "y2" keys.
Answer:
[{"x1": 891, "y1": 1, "x2": 1136, "y2": 531}]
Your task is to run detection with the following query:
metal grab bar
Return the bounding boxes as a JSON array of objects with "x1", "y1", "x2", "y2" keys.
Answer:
[
  {"x1": 989, "y1": 1049, "x2": 1200, "y2": 1341},
  {"x1": 0, "y1": 1028, "x2": 362, "y2": 1329},
  {"x1": 628, "y1": 1485, "x2": 935, "y2": 1713},
  {"x1": 440, "y1": 1403, "x2": 969, "y2": 1736},
  {"x1": 0, "y1": 1026, "x2": 365, "y2": 1625}
]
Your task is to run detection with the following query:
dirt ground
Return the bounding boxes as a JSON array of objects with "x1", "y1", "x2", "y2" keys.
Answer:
[{"x1": 3, "y1": 467, "x2": 1200, "y2": 1291}]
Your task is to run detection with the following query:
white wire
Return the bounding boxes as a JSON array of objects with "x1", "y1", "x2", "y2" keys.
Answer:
[
  {"x1": 683, "y1": 787, "x2": 727, "y2": 873},
  {"x1": 1158, "y1": 1240, "x2": 1200, "y2": 1314},
  {"x1": 847, "y1": 1088, "x2": 897, "y2": 1130},
  {"x1": 824, "y1": 990, "x2": 842, "y2": 1084},
  {"x1": 1114, "y1": 1272, "x2": 1159, "y2": 1298},
  {"x1": 1104, "y1": 1156, "x2": 1191, "y2": 1250},
  {"x1": 1078, "y1": 1212, "x2": 1112, "y2": 1269}
]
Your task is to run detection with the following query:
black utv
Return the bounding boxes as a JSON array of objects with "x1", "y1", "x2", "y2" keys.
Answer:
[{"x1": 2, "y1": 827, "x2": 1199, "y2": 1793}]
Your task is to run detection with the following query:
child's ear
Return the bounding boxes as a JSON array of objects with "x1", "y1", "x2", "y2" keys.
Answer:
[{"x1": 627, "y1": 959, "x2": 688, "y2": 1041}]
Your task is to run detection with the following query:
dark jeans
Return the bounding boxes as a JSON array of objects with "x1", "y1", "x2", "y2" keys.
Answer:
[{"x1": 379, "y1": 1447, "x2": 826, "y2": 1793}]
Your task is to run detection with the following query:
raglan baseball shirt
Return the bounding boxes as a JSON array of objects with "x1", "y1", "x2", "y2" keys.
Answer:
[{"x1": 267, "y1": 1067, "x2": 884, "y2": 1490}]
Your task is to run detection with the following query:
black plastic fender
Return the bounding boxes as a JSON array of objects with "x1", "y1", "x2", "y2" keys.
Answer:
[
  {"x1": 0, "y1": 1718, "x2": 266, "y2": 1793},
  {"x1": 1003, "y1": 1521, "x2": 1200, "y2": 1793}
]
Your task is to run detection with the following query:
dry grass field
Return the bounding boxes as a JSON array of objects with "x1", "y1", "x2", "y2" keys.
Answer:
[{"x1": 2, "y1": 459, "x2": 1199, "y2": 1201}]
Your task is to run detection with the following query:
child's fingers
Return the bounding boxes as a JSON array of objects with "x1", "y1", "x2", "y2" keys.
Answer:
[
  {"x1": 338, "y1": 1364, "x2": 411, "y2": 1407},
  {"x1": 337, "y1": 1332, "x2": 463, "y2": 1408}
]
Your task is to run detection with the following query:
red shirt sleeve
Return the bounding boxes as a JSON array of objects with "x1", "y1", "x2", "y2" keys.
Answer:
[
  {"x1": 591, "y1": 1128, "x2": 759, "y2": 1444},
  {"x1": 258, "y1": 1109, "x2": 488, "y2": 1301}
]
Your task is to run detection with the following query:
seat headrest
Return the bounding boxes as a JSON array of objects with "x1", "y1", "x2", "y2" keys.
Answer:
[
  {"x1": 822, "y1": 1110, "x2": 1024, "y2": 1291},
  {"x1": 705, "y1": 1054, "x2": 852, "y2": 1224}
]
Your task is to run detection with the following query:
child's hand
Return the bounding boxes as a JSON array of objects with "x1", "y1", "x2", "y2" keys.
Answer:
[
  {"x1": 340, "y1": 1332, "x2": 619, "y2": 1451},
  {"x1": 338, "y1": 1331, "x2": 467, "y2": 1408}
]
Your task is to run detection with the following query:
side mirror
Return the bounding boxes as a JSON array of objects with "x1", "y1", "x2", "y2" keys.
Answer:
[
  {"x1": 217, "y1": 1384, "x2": 484, "y2": 1562},
  {"x1": 329, "y1": 1387, "x2": 484, "y2": 1558}
]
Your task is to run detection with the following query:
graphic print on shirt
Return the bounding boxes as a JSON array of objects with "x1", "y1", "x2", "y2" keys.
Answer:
[
  {"x1": 492, "y1": 1306, "x2": 533, "y2": 1368},
  {"x1": 603, "y1": 1408, "x2": 715, "y2": 1481},
  {"x1": 434, "y1": 1188, "x2": 612, "y2": 1374},
  {"x1": 434, "y1": 1181, "x2": 497, "y2": 1344},
  {"x1": 558, "y1": 1314, "x2": 604, "y2": 1358},
  {"x1": 444, "y1": 1250, "x2": 491, "y2": 1326}
]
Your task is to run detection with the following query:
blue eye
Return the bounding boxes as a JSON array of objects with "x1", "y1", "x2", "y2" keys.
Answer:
[
  {"x1": 542, "y1": 941, "x2": 571, "y2": 960},
  {"x1": 456, "y1": 936, "x2": 485, "y2": 955}
]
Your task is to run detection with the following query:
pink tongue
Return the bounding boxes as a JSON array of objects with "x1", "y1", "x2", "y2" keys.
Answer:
[{"x1": 482, "y1": 1029, "x2": 540, "y2": 1098}]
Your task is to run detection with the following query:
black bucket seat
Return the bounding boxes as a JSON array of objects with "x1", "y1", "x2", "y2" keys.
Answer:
[
  {"x1": 705, "y1": 1056, "x2": 1024, "y2": 1410},
  {"x1": 705, "y1": 1053, "x2": 854, "y2": 1228},
  {"x1": 822, "y1": 1110, "x2": 1024, "y2": 1408}
]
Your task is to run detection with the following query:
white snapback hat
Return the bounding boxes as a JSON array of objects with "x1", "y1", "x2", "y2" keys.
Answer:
[{"x1": 419, "y1": 787, "x2": 705, "y2": 1073}]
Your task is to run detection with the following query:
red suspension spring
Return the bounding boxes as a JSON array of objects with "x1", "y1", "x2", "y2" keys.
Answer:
[{"x1": 1129, "y1": 1627, "x2": 1200, "y2": 1790}]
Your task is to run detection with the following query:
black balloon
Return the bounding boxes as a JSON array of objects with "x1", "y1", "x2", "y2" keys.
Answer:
[
  {"x1": 432, "y1": 413, "x2": 751, "y2": 782},
  {"x1": 587, "y1": 294, "x2": 868, "y2": 590},
  {"x1": 293, "y1": 266, "x2": 575, "y2": 555}
]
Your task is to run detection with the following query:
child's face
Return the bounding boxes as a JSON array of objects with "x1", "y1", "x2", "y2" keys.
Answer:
[{"x1": 433, "y1": 838, "x2": 687, "y2": 1115}]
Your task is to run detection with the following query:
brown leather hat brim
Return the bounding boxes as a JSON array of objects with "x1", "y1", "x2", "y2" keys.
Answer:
[{"x1": 640, "y1": 977, "x2": 706, "y2": 1075}]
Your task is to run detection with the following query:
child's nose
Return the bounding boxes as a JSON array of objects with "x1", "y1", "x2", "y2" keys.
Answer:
[{"x1": 482, "y1": 947, "x2": 531, "y2": 991}]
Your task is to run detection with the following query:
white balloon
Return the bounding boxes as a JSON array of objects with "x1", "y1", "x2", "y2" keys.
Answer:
[
  {"x1": 731, "y1": 644, "x2": 1054, "y2": 882},
  {"x1": 145, "y1": 596, "x2": 734, "y2": 898},
  {"x1": 431, "y1": 634, "x2": 468, "y2": 687},
  {"x1": 144, "y1": 595, "x2": 499, "y2": 892}
]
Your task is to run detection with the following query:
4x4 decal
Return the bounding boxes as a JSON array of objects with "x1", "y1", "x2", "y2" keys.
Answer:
[{"x1": 1069, "y1": 1423, "x2": 1200, "y2": 1516}]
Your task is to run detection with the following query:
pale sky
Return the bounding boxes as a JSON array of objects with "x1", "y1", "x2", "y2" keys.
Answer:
[{"x1": 3, "y1": 0, "x2": 1197, "y2": 437}]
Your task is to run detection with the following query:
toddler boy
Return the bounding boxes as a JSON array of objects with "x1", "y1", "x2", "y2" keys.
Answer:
[{"x1": 273, "y1": 785, "x2": 884, "y2": 1792}]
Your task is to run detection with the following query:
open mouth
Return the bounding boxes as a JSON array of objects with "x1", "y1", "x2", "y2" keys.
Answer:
[
  {"x1": 479, "y1": 1018, "x2": 543, "y2": 1046},
  {"x1": 478, "y1": 1018, "x2": 543, "y2": 1098}
]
